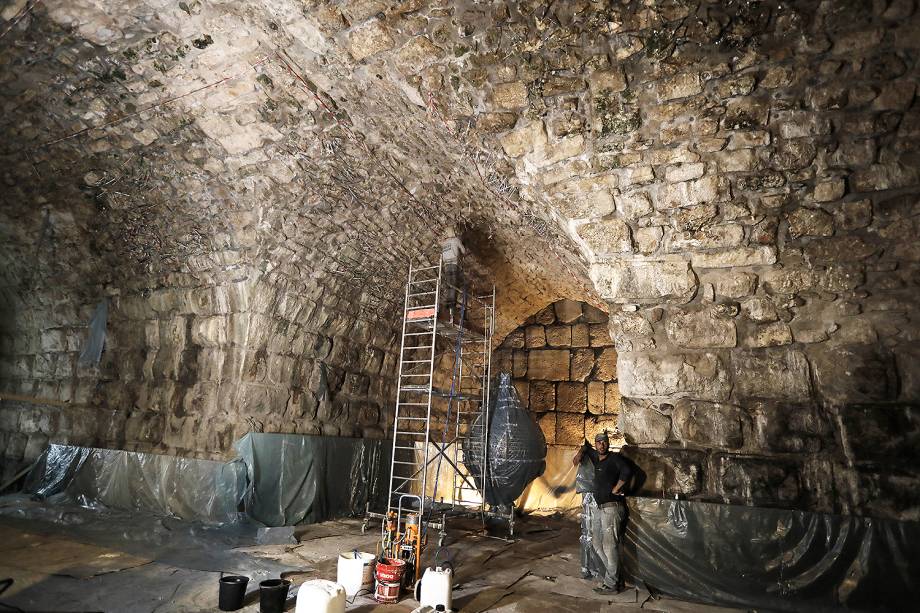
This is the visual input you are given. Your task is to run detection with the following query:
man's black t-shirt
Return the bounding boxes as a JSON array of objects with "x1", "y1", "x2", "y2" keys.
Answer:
[{"x1": 585, "y1": 447, "x2": 633, "y2": 504}]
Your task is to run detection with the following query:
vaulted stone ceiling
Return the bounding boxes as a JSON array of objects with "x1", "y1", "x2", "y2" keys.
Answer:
[{"x1": 1, "y1": 0, "x2": 919, "y2": 519}]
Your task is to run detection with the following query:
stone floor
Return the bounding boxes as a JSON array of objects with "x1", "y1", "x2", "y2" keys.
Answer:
[{"x1": 0, "y1": 502, "x2": 749, "y2": 612}]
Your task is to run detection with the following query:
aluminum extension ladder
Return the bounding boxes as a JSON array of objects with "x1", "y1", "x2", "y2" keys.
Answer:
[{"x1": 385, "y1": 261, "x2": 442, "y2": 520}]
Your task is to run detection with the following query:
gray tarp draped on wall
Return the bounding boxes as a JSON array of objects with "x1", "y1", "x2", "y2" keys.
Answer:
[
  {"x1": 24, "y1": 443, "x2": 247, "y2": 524},
  {"x1": 622, "y1": 497, "x2": 920, "y2": 613},
  {"x1": 234, "y1": 432, "x2": 387, "y2": 527},
  {"x1": 24, "y1": 434, "x2": 387, "y2": 526}
]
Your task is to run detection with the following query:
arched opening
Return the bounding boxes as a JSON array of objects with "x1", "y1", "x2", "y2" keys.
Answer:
[{"x1": 492, "y1": 298, "x2": 623, "y2": 511}]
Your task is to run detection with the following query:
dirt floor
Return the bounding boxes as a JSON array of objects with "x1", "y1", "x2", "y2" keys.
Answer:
[{"x1": 0, "y1": 498, "x2": 749, "y2": 612}]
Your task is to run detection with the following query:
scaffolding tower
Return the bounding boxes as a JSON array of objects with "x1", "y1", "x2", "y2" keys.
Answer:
[{"x1": 366, "y1": 257, "x2": 508, "y2": 579}]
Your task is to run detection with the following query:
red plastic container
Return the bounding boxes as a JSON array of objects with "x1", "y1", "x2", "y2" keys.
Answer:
[
  {"x1": 375, "y1": 558, "x2": 407, "y2": 583},
  {"x1": 375, "y1": 580, "x2": 401, "y2": 604}
]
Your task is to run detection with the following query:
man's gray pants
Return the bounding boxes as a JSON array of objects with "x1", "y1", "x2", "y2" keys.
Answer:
[
  {"x1": 590, "y1": 500, "x2": 626, "y2": 588},
  {"x1": 580, "y1": 493, "x2": 604, "y2": 577}
]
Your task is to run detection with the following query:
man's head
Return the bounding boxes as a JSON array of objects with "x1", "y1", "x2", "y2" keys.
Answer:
[
  {"x1": 444, "y1": 227, "x2": 456, "y2": 239},
  {"x1": 594, "y1": 430, "x2": 609, "y2": 454}
]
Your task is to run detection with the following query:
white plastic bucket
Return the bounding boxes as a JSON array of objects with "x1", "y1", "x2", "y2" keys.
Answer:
[
  {"x1": 336, "y1": 551, "x2": 375, "y2": 596},
  {"x1": 295, "y1": 579, "x2": 345, "y2": 613}
]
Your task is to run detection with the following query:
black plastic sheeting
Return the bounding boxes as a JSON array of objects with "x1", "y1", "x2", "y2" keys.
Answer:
[
  {"x1": 464, "y1": 373, "x2": 546, "y2": 506},
  {"x1": 623, "y1": 497, "x2": 920, "y2": 612},
  {"x1": 24, "y1": 443, "x2": 247, "y2": 524},
  {"x1": 24, "y1": 434, "x2": 388, "y2": 527},
  {"x1": 234, "y1": 432, "x2": 387, "y2": 527}
]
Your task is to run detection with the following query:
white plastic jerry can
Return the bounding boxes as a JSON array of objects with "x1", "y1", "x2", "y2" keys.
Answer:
[
  {"x1": 295, "y1": 579, "x2": 346, "y2": 613},
  {"x1": 414, "y1": 566, "x2": 453, "y2": 611}
]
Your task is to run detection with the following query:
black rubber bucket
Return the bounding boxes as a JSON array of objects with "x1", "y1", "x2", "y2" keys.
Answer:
[
  {"x1": 218, "y1": 575, "x2": 249, "y2": 611},
  {"x1": 259, "y1": 578, "x2": 291, "y2": 613}
]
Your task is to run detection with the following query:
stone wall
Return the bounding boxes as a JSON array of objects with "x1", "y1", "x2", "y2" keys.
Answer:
[
  {"x1": 0, "y1": 268, "x2": 401, "y2": 483},
  {"x1": 478, "y1": 1, "x2": 920, "y2": 520},
  {"x1": 492, "y1": 299, "x2": 621, "y2": 449}
]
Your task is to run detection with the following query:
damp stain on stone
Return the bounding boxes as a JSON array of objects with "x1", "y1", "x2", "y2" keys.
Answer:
[{"x1": 192, "y1": 34, "x2": 213, "y2": 49}]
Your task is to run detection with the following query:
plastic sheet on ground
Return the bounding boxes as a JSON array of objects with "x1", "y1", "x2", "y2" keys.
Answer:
[
  {"x1": 234, "y1": 432, "x2": 387, "y2": 527},
  {"x1": 623, "y1": 497, "x2": 920, "y2": 612},
  {"x1": 463, "y1": 373, "x2": 546, "y2": 507},
  {"x1": 0, "y1": 494, "x2": 296, "y2": 580},
  {"x1": 24, "y1": 443, "x2": 246, "y2": 524}
]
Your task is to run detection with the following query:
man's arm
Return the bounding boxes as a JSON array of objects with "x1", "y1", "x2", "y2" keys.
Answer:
[
  {"x1": 573, "y1": 441, "x2": 592, "y2": 466},
  {"x1": 612, "y1": 455, "x2": 633, "y2": 495}
]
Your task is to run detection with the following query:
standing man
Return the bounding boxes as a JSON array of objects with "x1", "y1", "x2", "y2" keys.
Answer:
[
  {"x1": 440, "y1": 228, "x2": 466, "y2": 323},
  {"x1": 572, "y1": 430, "x2": 632, "y2": 595}
]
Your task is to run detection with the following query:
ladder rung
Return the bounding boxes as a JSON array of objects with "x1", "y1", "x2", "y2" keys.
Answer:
[
  {"x1": 402, "y1": 360, "x2": 432, "y2": 364},
  {"x1": 406, "y1": 304, "x2": 436, "y2": 310},
  {"x1": 392, "y1": 460, "x2": 417, "y2": 465},
  {"x1": 404, "y1": 331, "x2": 435, "y2": 336},
  {"x1": 408, "y1": 291, "x2": 436, "y2": 297},
  {"x1": 396, "y1": 416, "x2": 429, "y2": 421},
  {"x1": 394, "y1": 445, "x2": 420, "y2": 451},
  {"x1": 403, "y1": 345, "x2": 433, "y2": 350},
  {"x1": 397, "y1": 402, "x2": 429, "y2": 407}
]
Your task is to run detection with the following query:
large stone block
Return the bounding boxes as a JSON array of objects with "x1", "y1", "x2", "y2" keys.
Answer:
[
  {"x1": 712, "y1": 455, "x2": 802, "y2": 506},
  {"x1": 578, "y1": 219, "x2": 633, "y2": 255},
  {"x1": 570, "y1": 348, "x2": 594, "y2": 381},
  {"x1": 787, "y1": 207, "x2": 834, "y2": 238},
  {"x1": 747, "y1": 400, "x2": 833, "y2": 454},
  {"x1": 656, "y1": 175, "x2": 727, "y2": 210},
  {"x1": 667, "y1": 224, "x2": 744, "y2": 252},
  {"x1": 394, "y1": 36, "x2": 441, "y2": 74},
  {"x1": 537, "y1": 412, "x2": 556, "y2": 445},
  {"x1": 554, "y1": 299, "x2": 583, "y2": 324},
  {"x1": 524, "y1": 325, "x2": 546, "y2": 348},
  {"x1": 839, "y1": 403, "x2": 920, "y2": 469},
  {"x1": 595, "y1": 348, "x2": 617, "y2": 381},
  {"x1": 555, "y1": 412, "x2": 586, "y2": 446},
  {"x1": 605, "y1": 383, "x2": 622, "y2": 414},
  {"x1": 619, "y1": 398, "x2": 671, "y2": 444},
  {"x1": 656, "y1": 73, "x2": 703, "y2": 101},
  {"x1": 619, "y1": 352, "x2": 731, "y2": 401},
  {"x1": 348, "y1": 19, "x2": 396, "y2": 60},
  {"x1": 671, "y1": 399, "x2": 743, "y2": 449},
  {"x1": 527, "y1": 349, "x2": 571, "y2": 381},
  {"x1": 512, "y1": 351, "x2": 527, "y2": 378},
  {"x1": 545, "y1": 325, "x2": 571, "y2": 347},
  {"x1": 571, "y1": 323, "x2": 590, "y2": 347},
  {"x1": 492, "y1": 81, "x2": 529, "y2": 110},
  {"x1": 587, "y1": 381, "x2": 605, "y2": 414},
  {"x1": 732, "y1": 349, "x2": 812, "y2": 402},
  {"x1": 557, "y1": 382, "x2": 587, "y2": 413},
  {"x1": 530, "y1": 380, "x2": 556, "y2": 412},
  {"x1": 665, "y1": 308, "x2": 737, "y2": 348},
  {"x1": 590, "y1": 260, "x2": 697, "y2": 305},
  {"x1": 619, "y1": 447, "x2": 704, "y2": 496},
  {"x1": 589, "y1": 323, "x2": 614, "y2": 347},
  {"x1": 809, "y1": 345, "x2": 898, "y2": 405},
  {"x1": 690, "y1": 246, "x2": 777, "y2": 268}
]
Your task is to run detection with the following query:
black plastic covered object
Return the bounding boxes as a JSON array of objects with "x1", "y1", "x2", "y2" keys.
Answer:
[
  {"x1": 623, "y1": 497, "x2": 920, "y2": 612},
  {"x1": 464, "y1": 373, "x2": 546, "y2": 506}
]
